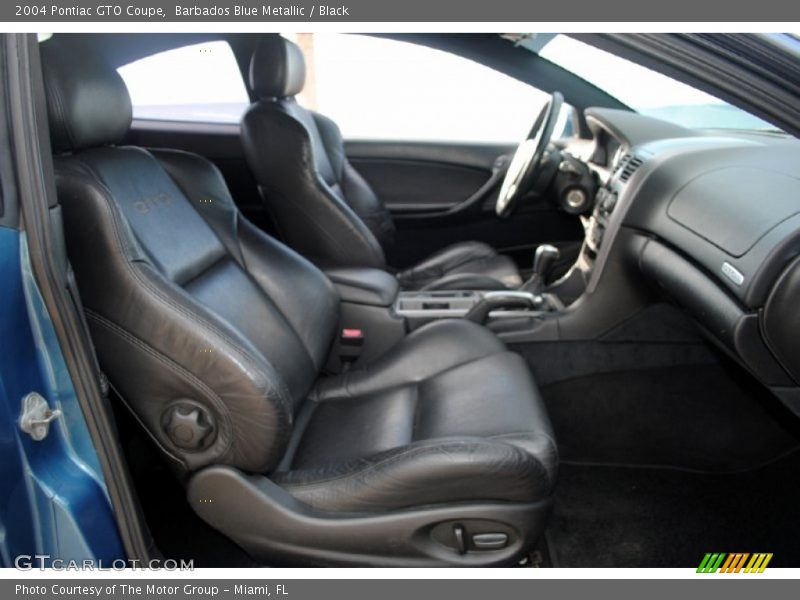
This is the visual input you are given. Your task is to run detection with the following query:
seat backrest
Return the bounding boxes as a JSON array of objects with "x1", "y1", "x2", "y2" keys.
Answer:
[
  {"x1": 241, "y1": 35, "x2": 395, "y2": 270},
  {"x1": 41, "y1": 37, "x2": 340, "y2": 476}
]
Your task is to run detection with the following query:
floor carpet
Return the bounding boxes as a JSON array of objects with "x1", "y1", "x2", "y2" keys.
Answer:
[
  {"x1": 546, "y1": 454, "x2": 800, "y2": 567},
  {"x1": 541, "y1": 363, "x2": 800, "y2": 568}
]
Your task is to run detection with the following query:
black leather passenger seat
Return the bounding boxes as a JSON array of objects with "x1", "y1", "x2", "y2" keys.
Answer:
[
  {"x1": 273, "y1": 319, "x2": 557, "y2": 512},
  {"x1": 241, "y1": 35, "x2": 523, "y2": 291},
  {"x1": 40, "y1": 37, "x2": 557, "y2": 566}
]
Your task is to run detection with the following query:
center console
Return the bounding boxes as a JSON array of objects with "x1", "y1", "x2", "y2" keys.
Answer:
[
  {"x1": 395, "y1": 289, "x2": 562, "y2": 330},
  {"x1": 323, "y1": 176, "x2": 622, "y2": 371},
  {"x1": 322, "y1": 266, "x2": 566, "y2": 371}
]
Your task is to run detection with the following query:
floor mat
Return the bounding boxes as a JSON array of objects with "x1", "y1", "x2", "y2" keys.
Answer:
[
  {"x1": 542, "y1": 364, "x2": 800, "y2": 472},
  {"x1": 547, "y1": 453, "x2": 800, "y2": 568}
]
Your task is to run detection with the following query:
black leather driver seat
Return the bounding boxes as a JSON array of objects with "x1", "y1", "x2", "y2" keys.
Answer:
[
  {"x1": 241, "y1": 35, "x2": 523, "y2": 291},
  {"x1": 41, "y1": 37, "x2": 556, "y2": 566}
]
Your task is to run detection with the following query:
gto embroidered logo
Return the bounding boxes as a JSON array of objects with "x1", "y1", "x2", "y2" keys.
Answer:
[{"x1": 134, "y1": 192, "x2": 172, "y2": 214}]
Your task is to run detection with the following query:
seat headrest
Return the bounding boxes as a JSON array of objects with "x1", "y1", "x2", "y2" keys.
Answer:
[
  {"x1": 249, "y1": 35, "x2": 306, "y2": 99},
  {"x1": 40, "y1": 37, "x2": 132, "y2": 153}
]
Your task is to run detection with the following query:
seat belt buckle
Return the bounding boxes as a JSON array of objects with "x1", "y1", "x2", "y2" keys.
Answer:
[
  {"x1": 339, "y1": 328, "x2": 364, "y2": 370},
  {"x1": 341, "y1": 328, "x2": 364, "y2": 347}
]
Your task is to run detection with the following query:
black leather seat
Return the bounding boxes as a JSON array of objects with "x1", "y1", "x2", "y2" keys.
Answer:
[
  {"x1": 241, "y1": 35, "x2": 523, "y2": 292},
  {"x1": 41, "y1": 38, "x2": 556, "y2": 566}
]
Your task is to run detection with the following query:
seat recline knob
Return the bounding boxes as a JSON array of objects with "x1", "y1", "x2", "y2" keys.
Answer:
[{"x1": 162, "y1": 402, "x2": 216, "y2": 451}]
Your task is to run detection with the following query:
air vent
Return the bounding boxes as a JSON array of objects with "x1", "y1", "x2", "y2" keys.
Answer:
[
  {"x1": 619, "y1": 155, "x2": 644, "y2": 182},
  {"x1": 612, "y1": 153, "x2": 630, "y2": 174}
]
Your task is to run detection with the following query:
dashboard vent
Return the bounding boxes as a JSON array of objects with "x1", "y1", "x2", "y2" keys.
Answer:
[
  {"x1": 619, "y1": 155, "x2": 644, "y2": 182},
  {"x1": 612, "y1": 153, "x2": 631, "y2": 178}
]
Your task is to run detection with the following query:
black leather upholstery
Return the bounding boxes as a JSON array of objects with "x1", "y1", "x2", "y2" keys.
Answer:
[
  {"x1": 242, "y1": 99, "x2": 390, "y2": 269},
  {"x1": 41, "y1": 36, "x2": 556, "y2": 563},
  {"x1": 242, "y1": 35, "x2": 522, "y2": 291},
  {"x1": 274, "y1": 319, "x2": 556, "y2": 511},
  {"x1": 55, "y1": 145, "x2": 339, "y2": 473},
  {"x1": 249, "y1": 33, "x2": 307, "y2": 99},
  {"x1": 396, "y1": 241, "x2": 523, "y2": 290},
  {"x1": 41, "y1": 39, "x2": 132, "y2": 153},
  {"x1": 324, "y1": 267, "x2": 400, "y2": 307}
]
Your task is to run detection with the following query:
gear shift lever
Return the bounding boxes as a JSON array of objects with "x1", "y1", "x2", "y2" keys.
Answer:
[
  {"x1": 533, "y1": 244, "x2": 560, "y2": 277},
  {"x1": 521, "y1": 244, "x2": 560, "y2": 294}
]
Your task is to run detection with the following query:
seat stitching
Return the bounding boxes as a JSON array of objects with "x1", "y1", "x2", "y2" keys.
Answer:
[
  {"x1": 77, "y1": 153, "x2": 267, "y2": 367},
  {"x1": 249, "y1": 111, "x2": 385, "y2": 264},
  {"x1": 487, "y1": 432, "x2": 559, "y2": 491},
  {"x1": 278, "y1": 438, "x2": 539, "y2": 488},
  {"x1": 488, "y1": 431, "x2": 559, "y2": 451},
  {"x1": 234, "y1": 214, "x2": 321, "y2": 376},
  {"x1": 86, "y1": 310, "x2": 236, "y2": 459},
  {"x1": 316, "y1": 344, "x2": 511, "y2": 402},
  {"x1": 72, "y1": 156, "x2": 293, "y2": 414},
  {"x1": 152, "y1": 154, "x2": 321, "y2": 379}
]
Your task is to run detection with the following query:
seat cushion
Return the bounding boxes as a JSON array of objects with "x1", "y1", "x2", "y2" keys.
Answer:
[
  {"x1": 397, "y1": 241, "x2": 523, "y2": 291},
  {"x1": 272, "y1": 319, "x2": 557, "y2": 512}
]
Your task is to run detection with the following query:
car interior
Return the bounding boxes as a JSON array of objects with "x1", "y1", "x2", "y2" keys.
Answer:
[{"x1": 31, "y1": 32, "x2": 800, "y2": 567}]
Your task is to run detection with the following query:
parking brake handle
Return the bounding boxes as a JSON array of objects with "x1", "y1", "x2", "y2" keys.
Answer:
[{"x1": 464, "y1": 291, "x2": 542, "y2": 324}]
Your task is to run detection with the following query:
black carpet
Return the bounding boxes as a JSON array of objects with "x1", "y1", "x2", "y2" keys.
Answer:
[
  {"x1": 547, "y1": 454, "x2": 800, "y2": 568},
  {"x1": 541, "y1": 362, "x2": 800, "y2": 568},
  {"x1": 542, "y1": 364, "x2": 800, "y2": 472}
]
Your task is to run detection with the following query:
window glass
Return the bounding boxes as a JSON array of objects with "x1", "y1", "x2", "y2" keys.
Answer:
[
  {"x1": 289, "y1": 33, "x2": 554, "y2": 143},
  {"x1": 537, "y1": 35, "x2": 778, "y2": 131},
  {"x1": 117, "y1": 41, "x2": 249, "y2": 124}
]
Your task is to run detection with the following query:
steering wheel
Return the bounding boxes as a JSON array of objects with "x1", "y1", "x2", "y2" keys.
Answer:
[{"x1": 496, "y1": 91, "x2": 564, "y2": 218}]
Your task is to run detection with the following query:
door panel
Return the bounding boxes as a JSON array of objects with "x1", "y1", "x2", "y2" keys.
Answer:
[
  {"x1": 352, "y1": 159, "x2": 490, "y2": 213},
  {"x1": 347, "y1": 141, "x2": 511, "y2": 216},
  {"x1": 345, "y1": 140, "x2": 584, "y2": 269}
]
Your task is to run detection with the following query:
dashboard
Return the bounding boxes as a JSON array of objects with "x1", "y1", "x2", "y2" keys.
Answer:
[{"x1": 570, "y1": 107, "x2": 800, "y2": 417}]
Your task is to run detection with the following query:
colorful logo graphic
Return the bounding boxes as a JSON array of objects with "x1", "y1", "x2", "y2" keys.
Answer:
[{"x1": 697, "y1": 553, "x2": 773, "y2": 573}]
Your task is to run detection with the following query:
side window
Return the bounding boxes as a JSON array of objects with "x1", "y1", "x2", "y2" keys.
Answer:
[
  {"x1": 117, "y1": 41, "x2": 249, "y2": 124},
  {"x1": 289, "y1": 34, "x2": 559, "y2": 144}
]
